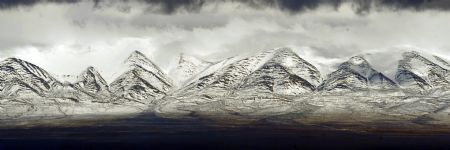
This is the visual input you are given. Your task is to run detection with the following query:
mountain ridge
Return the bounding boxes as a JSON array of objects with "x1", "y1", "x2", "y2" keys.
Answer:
[
  {"x1": 109, "y1": 50, "x2": 173, "y2": 102},
  {"x1": 0, "y1": 57, "x2": 62, "y2": 97},
  {"x1": 318, "y1": 56, "x2": 398, "y2": 91},
  {"x1": 170, "y1": 53, "x2": 214, "y2": 87},
  {"x1": 2, "y1": 47, "x2": 450, "y2": 100},
  {"x1": 4, "y1": 47, "x2": 450, "y2": 121},
  {"x1": 172, "y1": 48, "x2": 322, "y2": 97}
]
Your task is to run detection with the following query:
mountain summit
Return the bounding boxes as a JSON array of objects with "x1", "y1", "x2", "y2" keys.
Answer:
[
  {"x1": 0, "y1": 58, "x2": 62, "y2": 97},
  {"x1": 110, "y1": 51, "x2": 173, "y2": 101},
  {"x1": 73, "y1": 66, "x2": 110, "y2": 97},
  {"x1": 175, "y1": 48, "x2": 321, "y2": 97},
  {"x1": 396, "y1": 51, "x2": 450, "y2": 90},
  {"x1": 170, "y1": 53, "x2": 213, "y2": 87},
  {"x1": 237, "y1": 48, "x2": 322, "y2": 95},
  {"x1": 318, "y1": 56, "x2": 398, "y2": 91}
]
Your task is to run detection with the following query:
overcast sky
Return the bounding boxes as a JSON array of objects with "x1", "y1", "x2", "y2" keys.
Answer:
[{"x1": 2, "y1": 0, "x2": 450, "y2": 82}]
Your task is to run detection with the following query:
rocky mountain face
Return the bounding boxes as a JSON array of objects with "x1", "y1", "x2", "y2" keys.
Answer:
[
  {"x1": 237, "y1": 48, "x2": 322, "y2": 96},
  {"x1": 4, "y1": 47, "x2": 450, "y2": 121},
  {"x1": 396, "y1": 51, "x2": 450, "y2": 91},
  {"x1": 3, "y1": 49, "x2": 450, "y2": 100},
  {"x1": 73, "y1": 66, "x2": 111, "y2": 98},
  {"x1": 0, "y1": 51, "x2": 176, "y2": 102},
  {"x1": 318, "y1": 56, "x2": 398, "y2": 91},
  {"x1": 109, "y1": 51, "x2": 173, "y2": 101},
  {"x1": 0, "y1": 57, "x2": 148, "y2": 120},
  {"x1": 154, "y1": 49, "x2": 450, "y2": 121},
  {"x1": 0, "y1": 58, "x2": 62, "y2": 97},
  {"x1": 173, "y1": 48, "x2": 321, "y2": 97}
]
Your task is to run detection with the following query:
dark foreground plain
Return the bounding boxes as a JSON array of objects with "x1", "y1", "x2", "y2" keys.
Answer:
[{"x1": 1, "y1": 113, "x2": 450, "y2": 150}]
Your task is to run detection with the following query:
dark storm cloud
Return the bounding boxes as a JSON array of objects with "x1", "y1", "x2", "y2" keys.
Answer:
[
  {"x1": 0, "y1": 0, "x2": 207, "y2": 13},
  {"x1": 89, "y1": 0, "x2": 342, "y2": 14},
  {"x1": 378, "y1": 0, "x2": 450, "y2": 10},
  {"x1": 354, "y1": 0, "x2": 450, "y2": 14},
  {"x1": 3, "y1": 0, "x2": 450, "y2": 80},
  {"x1": 141, "y1": 0, "x2": 205, "y2": 14},
  {"x1": 0, "y1": 0, "x2": 79, "y2": 9},
  {"x1": 0, "y1": 0, "x2": 38, "y2": 9},
  {"x1": 232, "y1": 0, "x2": 343, "y2": 13},
  {"x1": 240, "y1": 0, "x2": 450, "y2": 14},
  {"x1": 3, "y1": 0, "x2": 450, "y2": 14}
]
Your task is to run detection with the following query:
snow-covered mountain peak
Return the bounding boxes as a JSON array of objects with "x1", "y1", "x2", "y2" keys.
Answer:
[
  {"x1": 72, "y1": 66, "x2": 110, "y2": 96},
  {"x1": 0, "y1": 57, "x2": 57, "y2": 83},
  {"x1": 348, "y1": 56, "x2": 368, "y2": 65},
  {"x1": 126, "y1": 50, "x2": 163, "y2": 72},
  {"x1": 174, "y1": 47, "x2": 322, "y2": 96},
  {"x1": 79, "y1": 66, "x2": 96, "y2": 79},
  {"x1": 179, "y1": 53, "x2": 212, "y2": 66},
  {"x1": 127, "y1": 50, "x2": 153, "y2": 65},
  {"x1": 79, "y1": 66, "x2": 99, "y2": 79},
  {"x1": 1, "y1": 57, "x2": 20, "y2": 64},
  {"x1": 85, "y1": 66, "x2": 95, "y2": 72},
  {"x1": 76, "y1": 66, "x2": 108, "y2": 88},
  {"x1": 404, "y1": 50, "x2": 419, "y2": 56},
  {"x1": 0, "y1": 57, "x2": 61, "y2": 85},
  {"x1": 270, "y1": 47, "x2": 322, "y2": 86},
  {"x1": 395, "y1": 50, "x2": 450, "y2": 90},
  {"x1": 127, "y1": 50, "x2": 146, "y2": 60},
  {"x1": 170, "y1": 53, "x2": 213, "y2": 87},
  {"x1": 109, "y1": 50, "x2": 173, "y2": 101},
  {"x1": 337, "y1": 56, "x2": 374, "y2": 78},
  {"x1": 125, "y1": 50, "x2": 173, "y2": 86},
  {"x1": 319, "y1": 55, "x2": 398, "y2": 91},
  {"x1": 0, "y1": 57, "x2": 63, "y2": 97}
]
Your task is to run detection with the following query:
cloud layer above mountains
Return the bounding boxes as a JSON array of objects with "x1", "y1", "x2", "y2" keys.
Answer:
[
  {"x1": 1, "y1": 0, "x2": 450, "y2": 82},
  {"x1": 4, "y1": 0, "x2": 450, "y2": 14}
]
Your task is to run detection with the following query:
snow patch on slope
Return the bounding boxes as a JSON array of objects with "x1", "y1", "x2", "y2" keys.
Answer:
[{"x1": 170, "y1": 53, "x2": 213, "y2": 87}]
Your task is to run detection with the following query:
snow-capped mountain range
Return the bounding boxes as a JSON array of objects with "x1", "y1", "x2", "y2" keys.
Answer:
[
  {"x1": 172, "y1": 48, "x2": 322, "y2": 97},
  {"x1": 3, "y1": 46, "x2": 450, "y2": 123}
]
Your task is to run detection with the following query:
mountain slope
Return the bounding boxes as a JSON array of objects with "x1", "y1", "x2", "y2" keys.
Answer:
[
  {"x1": 73, "y1": 66, "x2": 110, "y2": 97},
  {"x1": 318, "y1": 56, "x2": 398, "y2": 91},
  {"x1": 175, "y1": 47, "x2": 321, "y2": 97},
  {"x1": 170, "y1": 53, "x2": 213, "y2": 87},
  {"x1": 237, "y1": 48, "x2": 321, "y2": 95},
  {"x1": 396, "y1": 51, "x2": 450, "y2": 90},
  {"x1": 110, "y1": 51, "x2": 173, "y2": 101},
  {"x1": 0, "y1": 58, "x2": 62, "y2": 97}
]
